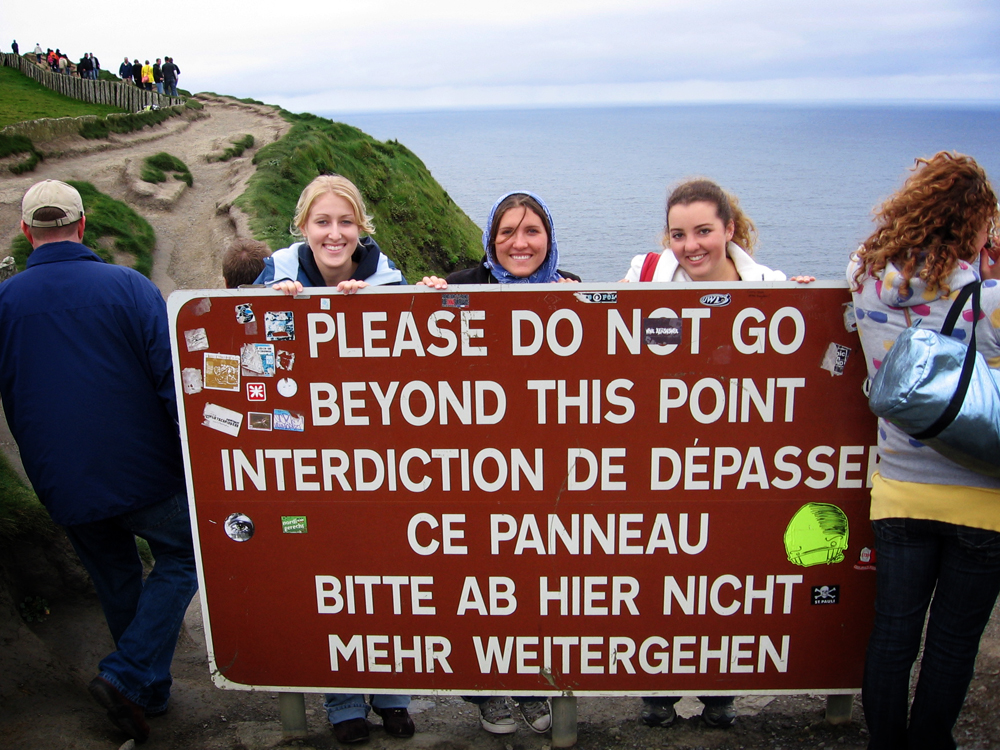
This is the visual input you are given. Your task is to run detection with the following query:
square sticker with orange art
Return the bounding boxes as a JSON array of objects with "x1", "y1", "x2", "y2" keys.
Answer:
[{"x1": 204, "y1": 353, "x2": 240, "y2": 391}]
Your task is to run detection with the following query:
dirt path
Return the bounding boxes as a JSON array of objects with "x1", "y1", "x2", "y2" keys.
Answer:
[{"x1": 0, "y1": 95, "x2": 289, "y2": 294}]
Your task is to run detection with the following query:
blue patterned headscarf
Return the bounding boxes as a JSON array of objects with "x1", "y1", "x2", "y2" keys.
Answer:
[{"x1": 483, "y1": 191, "x2": 561, "y2": 284}]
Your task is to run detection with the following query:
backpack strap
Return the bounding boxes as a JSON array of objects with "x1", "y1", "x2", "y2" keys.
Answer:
[
  {"x1": 639, "y1": 252, "x2": 661, "y2": 282},
  {"x1": 911, "y1": 281, "x2": 981, "y2": 440}
]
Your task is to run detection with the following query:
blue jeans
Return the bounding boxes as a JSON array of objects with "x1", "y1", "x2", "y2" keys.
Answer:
[
  {"x1": 323, "y1": 693, "x2": 410, "y2": 724},
  {"x1": 64, "y1": 491, "x2": 198, "y2": 713},
  {"x1": 863, "y1": 518, "x2": 1000, "y2": 750}
]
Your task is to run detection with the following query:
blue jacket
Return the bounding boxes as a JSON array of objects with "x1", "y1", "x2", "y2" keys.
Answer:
[
  {"x1": 0, "y1": 241, "x2": 184, "y2": 525},
  {"x1": 254, "y1": 236, "x2": 406, "y2": 287}
]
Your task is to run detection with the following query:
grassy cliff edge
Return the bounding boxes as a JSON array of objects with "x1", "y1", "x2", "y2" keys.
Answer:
[{"x1": 236, "y1": 111, "x2": 483, "y2": 280}]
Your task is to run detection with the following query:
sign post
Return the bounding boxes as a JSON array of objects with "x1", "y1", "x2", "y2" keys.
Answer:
[{"x1": 169, "y1": 282, "x2": 876, "y2": 719}]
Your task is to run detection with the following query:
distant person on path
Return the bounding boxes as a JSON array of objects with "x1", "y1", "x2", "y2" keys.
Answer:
[
  {"x1": 419, "y1": 191, "x2": 580, "y2": 736},
  {"x1": 78, "y1": 53, "x2": 91, "y2": 79},
  {"x1": 119, "y1": 57, "x2": 131, "y2": 82},
  {"x1": 131, "y1": 58, "x2": 142, "y2": 87},
  {"x1": 255, "y1": 174, "x2": 412, "y2": 745},
  {"x1": 11, "y1": 40, "x2": 18, "y2": 56},
  {"x1": 141, "y1": 59, "x2": 153, "y2": 91},
  {"x1": 850, "y1": 151, "x2": 1000, "y2": 750},
  {"x1": 620, "y1": 178, "x2": 812, "y2": 731},
  {"x1": 0, "y1": 180, "x2": 198, "y2": 745},
  {"x1": 34, "y1": 43, "x2": 42, "y2": 63},
  {"x1": 222, "y1": 238, "x2": 271, "y2": 288},
  {"x1": 153, "y1": 58, "x2": 163, "y2": 94},
  {"x1": 58, "y1": 53, "x2": 68, "y2": 75},
  {"x1": 90, "y1": 53, "x2": 100, "y2": 79},
  {"x1": 162, "y1": 56, "x2": 180, "y2": 97}
]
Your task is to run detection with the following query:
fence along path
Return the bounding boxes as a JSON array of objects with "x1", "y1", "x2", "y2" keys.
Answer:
[{"x1": 1, "y1": 53, "x2": 182, "y2": 112}]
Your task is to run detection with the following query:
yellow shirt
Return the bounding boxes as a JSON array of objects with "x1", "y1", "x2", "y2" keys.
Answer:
[
  {"x1": 141, "y1": 64, "x2": 153, "y2": 83},
  {"x1": 871, "y1": 472, "x2": 1000, "y2": 533}
]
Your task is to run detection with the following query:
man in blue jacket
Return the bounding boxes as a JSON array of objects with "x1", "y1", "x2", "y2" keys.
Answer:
[{"x1": 0, "y1": 180, "x2": 197, "y2": 745}]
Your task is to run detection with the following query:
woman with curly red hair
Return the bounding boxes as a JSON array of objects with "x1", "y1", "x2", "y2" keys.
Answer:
[{"x1": 849, "y1": 151, "x2": 1000, "y2": 750}]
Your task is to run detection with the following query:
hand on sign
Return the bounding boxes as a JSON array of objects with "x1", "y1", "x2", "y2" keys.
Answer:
[
  {"x1": 556, "y1": 276, "x2": 580, "y2": 284},
  {"x1": 790, "y1": 276, "x2": 816, "y2": 284},
  {"x1": 418, "y1": 276, "x2": 449, "y2": 289},
  {"x1": 272, "y1": 280, "x2": 304, "y2": 296},
  {"x1": 337, "y1": 279, "x2": 370, "y2": 295}
]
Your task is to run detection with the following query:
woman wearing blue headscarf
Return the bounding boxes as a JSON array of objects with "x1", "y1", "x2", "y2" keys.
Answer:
[
  {"x1": 421, "y1": 191, "x2": 580, "y2": 287},
  {"x1": 418, "y1": 192, "x2": 576, "y2": 736}
]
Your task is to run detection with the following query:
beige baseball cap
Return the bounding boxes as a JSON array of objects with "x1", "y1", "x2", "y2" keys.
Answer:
[{"x1": 21, "y1": 180, "x2": 84, "y2": 228}]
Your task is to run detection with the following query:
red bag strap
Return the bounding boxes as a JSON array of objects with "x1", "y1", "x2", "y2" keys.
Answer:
[{"x1": 639, "y1": 252, "x2": 661, "y2": 282}]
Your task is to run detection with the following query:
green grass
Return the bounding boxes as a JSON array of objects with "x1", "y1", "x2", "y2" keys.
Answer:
[
  {"x1": 211, "y1": 133, "x2": 254, "y2": 162},
  {"x1": 10, "y1": 181, "x2": 156, "y2": 277},
  {"x1": 0, "y1": 133, "x2": 43, "y2": 174},
  {"x1": 142, "y1": 152, "x2": 193, "y2": 187},
  {"x1": 236, "y1": 112, "x2": 482, "y2": 280},
  {"x1": 0, "y1": 64, "x2": 123, "y2": 127},
  {"x1": 79, "y1": 107, "x2": 179, "y2": 139},
  {"x1": 0, "y1": 452, "x2": 56, "y2": 546}
]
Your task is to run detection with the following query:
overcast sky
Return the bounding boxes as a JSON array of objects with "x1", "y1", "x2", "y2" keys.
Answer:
[{"x1": 4, "y1": 0, "x2": 999, "y2": 114}]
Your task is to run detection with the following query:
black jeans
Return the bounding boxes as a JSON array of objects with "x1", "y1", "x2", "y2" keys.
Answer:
[{"x1": 862, "y1": 518, "x2": 1000, "y2": 750}]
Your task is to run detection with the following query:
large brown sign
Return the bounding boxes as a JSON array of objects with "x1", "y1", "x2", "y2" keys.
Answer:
[{"x1": 169, "y1": 283, "x2": 877, "y2": 696}]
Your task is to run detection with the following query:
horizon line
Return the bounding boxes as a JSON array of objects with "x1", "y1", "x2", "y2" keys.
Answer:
[{"x1": 295, "y1": 98, "x2": 1000, "y2": 119}]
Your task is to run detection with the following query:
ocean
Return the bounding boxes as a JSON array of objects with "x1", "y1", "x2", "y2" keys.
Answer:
[{"x1": 326, "y1": 104, "x2": 1000, "y2": 283}]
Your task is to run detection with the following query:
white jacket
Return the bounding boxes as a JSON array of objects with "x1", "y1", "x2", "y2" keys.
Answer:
[{"x1": 624, "y1": 242, "x2": 786, "y2": 282}]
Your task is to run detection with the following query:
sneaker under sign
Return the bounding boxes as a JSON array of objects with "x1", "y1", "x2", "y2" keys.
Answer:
[
  {"x1": 479, "y1": 696, "x2": 516, "y2": 734},
  {"x1": 517, "y1": 699, "x2": 552, "y2": 734}
]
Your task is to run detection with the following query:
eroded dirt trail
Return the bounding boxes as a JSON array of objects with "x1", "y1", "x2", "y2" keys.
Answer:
[{"x1": 0, "y1": 95, "x2": 289, "y2": 294}]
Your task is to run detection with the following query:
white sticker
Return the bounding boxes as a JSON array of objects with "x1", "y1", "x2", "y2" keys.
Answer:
[
  {"x1": 277, "y1": 377, "x2": 298, "y2": 397},
  {"x1": 181, "y1": 367, "x2": 203, "y2": 394},
  {"x1": 202, "y1": 403, "x2": 244, "y2": 436},
  {"x1": 184, "y1": 328, "x2": 209, "y2": 352},
  {"x1": 820, "y1": 342, "x2": 852, "y2": 376},
  {"x1": 235, "y1": 303, "x2": 254, "y2": 324},
  {"x1": 274, "y1": 409, "x2": 305, "y2": 432},
  {"x1": 276, "y1": 349, "x2": 295, "y2": 371}
]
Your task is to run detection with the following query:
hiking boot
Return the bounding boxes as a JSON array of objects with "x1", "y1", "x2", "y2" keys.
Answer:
[
  {"x1": 372, "y1": 707, "x2": 415, "y2": 738},
  {"x1": 332, "y1": 717, "x2": 370, "y2": 744},
  {"x1": 516, "y1": 699, "x2": 551, "y2": 733},
  {"x1": 88, "y1": 676, "x2": 150, "y2": 744},
  {"x1": 478, "y1": 696, "x2": 516, "y2": 734},
  {"x1": 640, "y1": 701, "x2": 677, "y2": 728},
  {"x1": 702, "y1": 700, "x2": 736, "y2": 728}
]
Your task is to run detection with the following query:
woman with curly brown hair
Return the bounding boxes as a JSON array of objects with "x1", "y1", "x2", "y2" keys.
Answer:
[{"x1": 849, "y1": 151, "x2": 1000, "y2": 750}]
